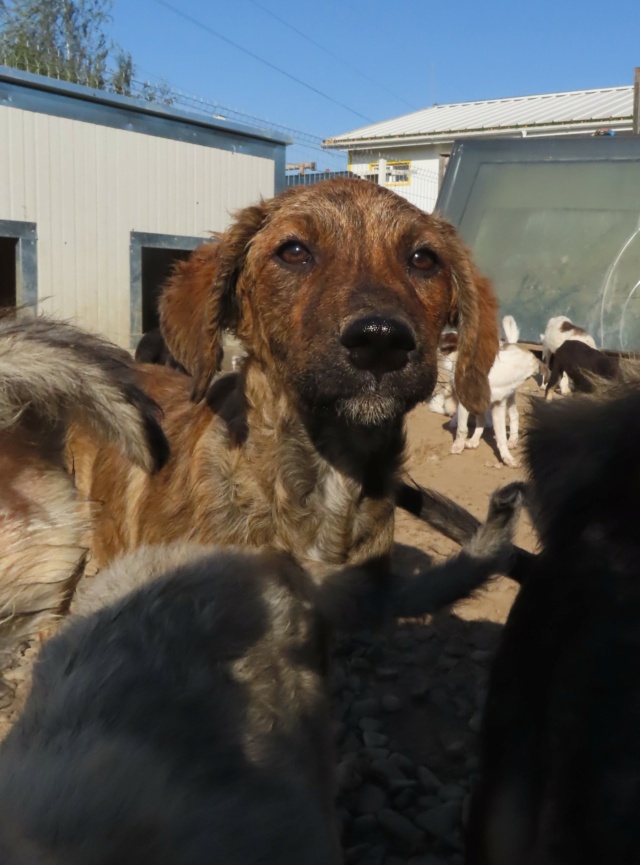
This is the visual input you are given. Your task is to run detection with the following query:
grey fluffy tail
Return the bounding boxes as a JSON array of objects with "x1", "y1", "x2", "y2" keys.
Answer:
[
  {"x1": 396, "y1": 479, "x2": 536, "y2": 586},
  {"x1": 319, "y1": 483, "x2": 526, "y2": 632},
  {"x1": 391, "y1": 482, "x2": 524, "y2": 618},
  {"x1": 0, "y1": 313, "x2": 169, "y2": 472}
]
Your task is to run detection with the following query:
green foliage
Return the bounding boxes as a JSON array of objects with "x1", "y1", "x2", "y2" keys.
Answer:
[{"x1": 0, "y1": 0, "x2": 169, "y2": 101}]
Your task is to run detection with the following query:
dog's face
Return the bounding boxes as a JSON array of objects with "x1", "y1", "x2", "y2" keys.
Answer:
[{"x1": 161, "y1": 179, "x2": 498, "y2": 420}]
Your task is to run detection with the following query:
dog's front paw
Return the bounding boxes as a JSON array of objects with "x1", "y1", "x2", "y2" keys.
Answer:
[
  {"x1": 450, "y1": 439, "x2": 466, "y2": 455},
  {"x1": 464, "y1": 481, "x2": 526, "y2": 569},
  {"x1": 504, "y1": 458, "x2": 520, "y2": 469},
  {"x1": 499, "y1": 451, "x2": 520, "y2": 468},
  {"x1": 489, "y1": 481, "x2": 527, "y2": 514},
  {"x1": 464, "y1": 439, "x2": 480, "y2": 450}
]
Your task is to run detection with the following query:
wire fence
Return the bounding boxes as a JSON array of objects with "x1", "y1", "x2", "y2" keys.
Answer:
[
  {"x1": 403, "y1": 164, "x2": 441, "y2": 212},
  {"x1": 0, "y1": 46, "x2": 350, "y2": 167},
  {"x1": 285, "y1": 169, "x2": 359, "y2": 187},
  {"x1": 0, "y1": 50, "x2": 440, "y2": 210},
  {"x1": 286, "y1": 160, "x2": 440, "y2": 212}
]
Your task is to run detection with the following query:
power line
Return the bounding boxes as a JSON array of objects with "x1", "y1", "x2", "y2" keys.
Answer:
[
  {"x1": 243, "y1": 0, "x2": 418, "y2": 111},
  {"x1": 125, "y1": 70, "x2": 349, "y2": 167},
  {"x1": 130, "y1": 68, "x2": 349, "y2": 157},
  {"x1": 151, "y1": 0, "x2": 374, "y2": 124}
]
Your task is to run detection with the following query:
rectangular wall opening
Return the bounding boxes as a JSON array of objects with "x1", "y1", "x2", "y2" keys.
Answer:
[
  {"x1": 0, "y1": 221, "x2": 37, "y2": 308},
  {"x1": 140, "y1": 246, "x2": 192, "y2": 333},
  {"x1": 130, "y1": 232, "x2": 206, "y2": 349},
  {"x1": 0, "y1": 237, "x2": 18, "y2": 307}
]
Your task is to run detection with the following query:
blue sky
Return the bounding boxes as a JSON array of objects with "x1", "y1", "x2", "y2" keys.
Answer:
[{"x1": 110, "y1": 0, "x2": 640, "y2": 169}]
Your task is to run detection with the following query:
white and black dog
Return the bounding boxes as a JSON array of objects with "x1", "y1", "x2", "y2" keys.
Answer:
[
  {"x1": 545, "y1": 339, "x2": 621, "y2": 399},
  {"x1": 540, "y1": 315, "x2": 597, "y2": 394}
]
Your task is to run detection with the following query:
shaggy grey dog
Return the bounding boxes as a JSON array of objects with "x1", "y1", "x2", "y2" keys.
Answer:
[{"x1": 0, "y1": 481, "x2": 522, "y2": 865}]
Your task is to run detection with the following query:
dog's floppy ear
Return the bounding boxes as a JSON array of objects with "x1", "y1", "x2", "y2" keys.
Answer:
[
  {"x1": 448, "y1": 256, "x2": 499, "y2": 415},
  {"x1": 159, "y1": 240, "x2": 221, "y2": 392},
  {"x1": 159, "y1": 203, "x2": 267, "y2": 402}
]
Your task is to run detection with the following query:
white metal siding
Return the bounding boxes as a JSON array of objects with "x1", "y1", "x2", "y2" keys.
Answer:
[
  {"x1": 0, "y1": 104, "x2": 276, "y2": 345},
  {"x1": 348, "y1": 145, "x2": 442, "y2": 212}
]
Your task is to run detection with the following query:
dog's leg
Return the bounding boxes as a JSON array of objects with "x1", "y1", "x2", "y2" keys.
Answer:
[
  {"x1": 559, "y1": 371, "x2": 572, "y2": 396},
  {"x1": 428, "y1": 392, "x2": 447, "y2": 415},
  {"x1": 391, "y1": 482, "x2": 525, "y2": 618},
  {"x1": 545, "y1": 363, "x2": 561, "y2": 400},
  {"x1": 465, "y1": 412, "x2": 487, "y2": 450},
  {"x1": 507, "y1": 392, "x2": 519, "y2": 446},
  {"x1": 395, "y1": 480, "x2": 536, "y2": 586},
  {"x1": 540, "y1": 345, "x2": 550, "y2": 387},
  {"x1": 450, "y1": 403, "x2": 470, "y2": 454},
  {"x1": 396, "y1": 481, "x2": 483, "y2": 543},
  {"x1": 493, "y1": 401, "x2": 519, "y2": 468}
]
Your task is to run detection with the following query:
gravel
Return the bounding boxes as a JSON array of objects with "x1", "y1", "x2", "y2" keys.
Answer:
[{"x1": 332, "y1": 611, "x2": 503, "y2": 864}]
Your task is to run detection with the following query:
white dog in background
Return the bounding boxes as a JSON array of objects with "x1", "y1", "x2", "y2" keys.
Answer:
[
  {"x1": 428, "y1": 332, "x2": 458, "y2": 417},
  {"x1": 443, "y1": 316, "x2": 546, "y2": 468},
  {"x1": 540, "y1": 315, "x2": 597, "y2": 394}
]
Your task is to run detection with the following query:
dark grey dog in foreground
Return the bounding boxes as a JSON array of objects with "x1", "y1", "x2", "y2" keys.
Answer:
[
  {"x1": 0, "y1": 482, "x2": 522, "y2": 865},
  {"x1": 466, "y1": 385, "x2": 640, "y2": 865}
]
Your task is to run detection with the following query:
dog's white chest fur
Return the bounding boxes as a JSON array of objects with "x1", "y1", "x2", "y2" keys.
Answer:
[{"x1": 303, "y1": 465, "x2": 393, "y2": 576}]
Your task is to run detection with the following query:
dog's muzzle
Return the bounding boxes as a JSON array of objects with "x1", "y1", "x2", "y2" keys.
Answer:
[{"x1": 340, "y1": 315, "x2": 416, "y2": 375}]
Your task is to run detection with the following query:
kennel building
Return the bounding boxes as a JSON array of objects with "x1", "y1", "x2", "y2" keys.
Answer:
[{"x1": 0, "y1": 66, "x2": 289, "y2": 348}]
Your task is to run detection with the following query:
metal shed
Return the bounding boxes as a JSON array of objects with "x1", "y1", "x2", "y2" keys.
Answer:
[{"x1": 0, "y1": 66, "x2": 290, "y2": 348}]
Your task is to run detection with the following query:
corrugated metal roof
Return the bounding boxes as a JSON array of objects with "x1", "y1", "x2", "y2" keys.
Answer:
[{"x1": 324, "y1": 86, "x2": 634, "y2": 148}]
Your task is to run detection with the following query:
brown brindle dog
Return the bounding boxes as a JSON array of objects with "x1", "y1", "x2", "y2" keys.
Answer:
[{"x1": 68, "y1": 178, "x2": 499, "y2": 581}]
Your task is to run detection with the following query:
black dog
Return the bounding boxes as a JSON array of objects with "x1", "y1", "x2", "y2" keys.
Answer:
[
  {"x1": 545, "y1": 339, "x2": 620, "y2": 398},
  {"x1": 0, "y1": 482, "x2": 522, "y2": 865},
  {"x1": 135, "y1": 327, "x2": 187, "y2": 373},
  {"x1": 466, "y1": 385, "x2": 640, "y2": 865}
]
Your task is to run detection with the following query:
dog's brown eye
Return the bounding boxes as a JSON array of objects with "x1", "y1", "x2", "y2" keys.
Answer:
[
  {"x1": 276, "y1": 241, "x2": 313, "y2": 266},
  {"x1": 410, "y1": 248, "x2": 440, "y2": 275}
]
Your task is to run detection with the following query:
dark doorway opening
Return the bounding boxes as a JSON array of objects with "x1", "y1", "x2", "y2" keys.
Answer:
[
  {"x1": 0, "y1": 236, "x2": 18, "y2": 307},
  {"x1": 130, "y1": 232, "x2": 205, "y2": 349},
  {"x1": 140, "y1": 246, "x2": 192, "y2": 333}
]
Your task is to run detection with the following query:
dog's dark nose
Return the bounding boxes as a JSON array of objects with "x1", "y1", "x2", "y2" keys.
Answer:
[{"x1": 340, "y1": 315, "x2": 416, "y2": 374}]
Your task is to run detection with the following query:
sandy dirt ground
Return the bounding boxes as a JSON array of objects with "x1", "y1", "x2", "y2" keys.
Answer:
[{"x1": 396, "y1": 386, "x2": 539, "y2": 623}]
